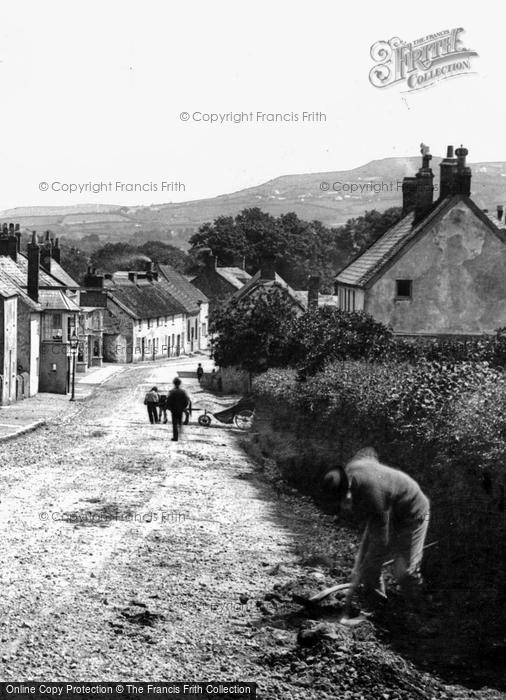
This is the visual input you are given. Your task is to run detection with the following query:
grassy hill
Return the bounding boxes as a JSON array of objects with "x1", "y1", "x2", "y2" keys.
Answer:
[{"x1": 3, "y1": 156, "x2": 506, "y2": 249}]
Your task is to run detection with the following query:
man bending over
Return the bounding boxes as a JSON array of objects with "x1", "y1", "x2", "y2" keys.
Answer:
[{"x1": 324, "y1": 447, "x2": 430, "y2": 614}]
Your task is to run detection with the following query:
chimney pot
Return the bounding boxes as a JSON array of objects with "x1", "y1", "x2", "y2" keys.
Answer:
[
  {"x1": 308, "y1": 274, "x2": 320, "y2": 311},
  {"x1": 259, "y1": 255, "x2": 276, "y2": 281}
]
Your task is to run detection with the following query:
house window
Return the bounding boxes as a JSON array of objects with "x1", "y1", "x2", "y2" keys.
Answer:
[
  {"x1": 147, "y1": 318, "x2": 152, "y2": 329},
  {"x1": 138, "y1": 319, "x2": 142, "y2": 329},
  {"x1": 42, "y1": 313, "x2": 63, "y2": 341},
  {"x1": 202, "y1": 323, "x2": 207, "y2": 337},
  {"x1": 396, "y1": 279, "x2": 413, "y2": 299},
  {"x1": 339, "y1": 287, "x2": 356, "y2": 312}
]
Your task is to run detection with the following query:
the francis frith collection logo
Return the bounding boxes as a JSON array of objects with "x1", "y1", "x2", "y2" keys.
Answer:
[{"x1": 369, "y1": 28, "x2": 478, "y2": 91}]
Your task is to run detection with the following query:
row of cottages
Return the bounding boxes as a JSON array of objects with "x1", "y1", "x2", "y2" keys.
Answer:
[
  {"x1": 0, "y1": 225, "x2": 104, "y2": 404},
  {"x1": 335, "y1": 144, "x2": 506, "y2": 336},
  {"x1": 80, "y1": 262, "x2": 209, "y2": 363}
]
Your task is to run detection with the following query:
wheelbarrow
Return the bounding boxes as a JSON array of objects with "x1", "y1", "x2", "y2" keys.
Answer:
[{"x1": 196, "y1": 396, "x2": 255, "y2": 431}]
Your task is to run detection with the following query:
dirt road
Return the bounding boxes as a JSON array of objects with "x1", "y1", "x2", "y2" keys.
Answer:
[{"x1": 0, "y1": 359, "x2": 503, "y2": 700}]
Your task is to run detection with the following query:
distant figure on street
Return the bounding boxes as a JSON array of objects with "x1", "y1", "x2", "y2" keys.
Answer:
[
  {"x1": 324, "y1": 447, "x2": 430, "y2": 615},
  {"x1": 144, "y1": 386, "x2": 160, "y2": 425},
  {"x1": 158, "y1": 392, "x2": 168, "y2": 424},
  {"x1": 166, "y1": 377, "x2": 190, "y2": 441},
  {"x1": 183, "y1": 390, "x2": 192, "y2": 425},
  {"x1": 196, "y1": 363, "x2": 204, "y2": 384}
]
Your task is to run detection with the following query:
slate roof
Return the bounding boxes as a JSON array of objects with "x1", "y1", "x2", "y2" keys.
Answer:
[
  {"x1": 157, "y1": 264, "x2": 208, "y2": 313},
  {"x1": 216, "y1": 266, "x2": 252, "y2": 289},
  {"x1": 38, "y1": 289, "x2": 80, "y2": 312},
  {"x1": 234, "y1": 271, "x2": 306, "y2": 310},
  {"x1": 334, "y1": 195, "x2": 500, "y2": 288},
  {"x1": 105, "y1": 278, "x2": 186, "y2": 319},
  {"x1": 0, "y1": 272, "x2": 19, "y2": 299},
  {"x1": 47, "y1": 259, "x2": 80, "y2": 288},
  {"x1": 0, "y1": 254, "x2": 64, "y2": 289}
]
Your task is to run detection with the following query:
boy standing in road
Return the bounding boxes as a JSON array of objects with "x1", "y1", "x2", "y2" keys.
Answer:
[
  {"x1": 166, "y1": 377, "x2": 190, "y2": 441},
  {"x1": 144, "y1": 386, "x2": 160, "y2": 425}
]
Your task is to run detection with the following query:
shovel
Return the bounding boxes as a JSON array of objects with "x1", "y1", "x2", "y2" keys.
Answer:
[{"x1": 294, "y1": 540, "x2": 439, "y2": 607}]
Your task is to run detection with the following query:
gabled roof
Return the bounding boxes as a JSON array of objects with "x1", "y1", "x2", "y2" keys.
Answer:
[
  {"x1": 234, "y1": 270, "x2": 306, "y2": 310},
  {"x1": 38, "y1": 289, "x2": 80, "y2": 312},
  {"x1": 157, "y1": 264, "x2": 208, "y2": 313},
  {"x1": 0, "y1": 273, "x2": 19, "y2": 299},
  {"x1": 0, "y1": 254, "x2": 64, "y2": 289},
  {"x1": 335, "y1": 195, "x2": 505, "y2": 289},
  {"x1": 216, "y1": 266, "x2": 252, "y2": 289},
  {"x1": 105, "y1": 279, "x2": 185, "y2": 319},
  {"x1": 45, "y1": 259, "x2": 80, "y2": 288}
]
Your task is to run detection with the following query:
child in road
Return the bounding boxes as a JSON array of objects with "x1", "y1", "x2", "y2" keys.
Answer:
[{"x1": 144, "y1": 386, "x2": 160, "y2": 424}]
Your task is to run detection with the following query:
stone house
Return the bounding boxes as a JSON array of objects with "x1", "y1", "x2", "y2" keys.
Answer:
[
  {"x1": 156, "y1": 263, "x2": 209, "y2": 353},
  {"x1": 81, "y1": 263, "x2": 208, "y2": 363},
  {"x1": 190, "y1": 251, "x2": 251, "y2": 318},
  {"x1": 0, "y1": 225, "x2": 100, "y2": 400},
  {"x1": 335, "y1": 145, "x2": 506, "y2": 336},
  {"x1": 234, "y1": 257, "x2": 338, "y2": 311}
]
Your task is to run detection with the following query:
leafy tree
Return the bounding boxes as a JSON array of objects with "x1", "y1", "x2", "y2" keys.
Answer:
[
  {"x1": 210, "y1": 287, "x2": 299, "y2": 373},
  {"x1": 336, "y1": 207, "x2": 403, "y2": 260},
  {"x1": 189, "y1": 206, "x2": 403, "y2": 292},
  {"x1": 89, "y1": 241, "x2": 189, "y2": 273},
  {"x1": 137, "y1": 241, "x2": 188, "y2": 272},
  {"x1": 288, "y1": 307, "x2": 394, "y2": 374},
  {"x1": 59, "y1": 244, "x2": 90, "y2": 284}
]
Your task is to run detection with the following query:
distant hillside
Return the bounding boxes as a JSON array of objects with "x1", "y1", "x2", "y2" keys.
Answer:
[{"x1": 2, "y1": 156, "x2": 506, "y2": 249}]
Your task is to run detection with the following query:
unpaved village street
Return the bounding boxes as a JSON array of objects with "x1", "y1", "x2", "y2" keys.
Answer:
[
  {"x1": 0, "y1": 359, "x2": 325, "y2": 697},
  {"x1": 0, "y1": 359, "x2": 504, "y2": 700}
]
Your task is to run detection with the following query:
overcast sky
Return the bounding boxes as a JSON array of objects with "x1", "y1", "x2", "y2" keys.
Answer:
[{"x1": 0, "y1": 0, "x2": 499, "y2": 208}]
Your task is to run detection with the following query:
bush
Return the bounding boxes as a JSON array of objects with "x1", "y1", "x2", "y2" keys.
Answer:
[{"x1": 252, "y1": 360, "x2": 506, "y2": 654}]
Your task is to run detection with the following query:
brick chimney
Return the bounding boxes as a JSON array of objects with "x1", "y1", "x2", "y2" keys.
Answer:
[
  {"x1": 454, "y1": 145, "x2": 471, "y2": 196},
  {"x1": 145, "y1": 260, "x2": 158, "y2": 282},
  {"x1": 401, "y1": 145, "x2": 433, "y2": 218},
  {"x1": 201, "y1": 248, "x2": 217, "y2": 271},
  {"x1": 259, "y1": 255, "x2": 276, "y2": 281},
  {"x1": 414, "y1": 146, "x2": 434, "y2": 219},
  {"x1": 402, "y1": 177, "x2": 418, "y2": 216},
  {"x1": 307, "y1": 274, "x2": 320, "y2": 310},
  {"x1": 83, "y1": 266, "x2": 104, "y2": 288},
  {"x1": 27, "y1": 231, "x2": 40, "y2": 302},
  {"x1": 0, "y1": 223, "x2": 19, "y2": 261},
  {"x1": 15, "y1": 224, "x2": 21, "y2": 253},
  {"x1": 439, "y1": 145, "x2": 458, "y2": 199},
  {"x1": 52, "y1": 237, "x2": 61, "y2": 264},
  {"x1": 40, "y1": 232, "x2": 53, "y2": 272},
  {"x1": 232, "y1": 254, "x2": 246, "y2": 270}
]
